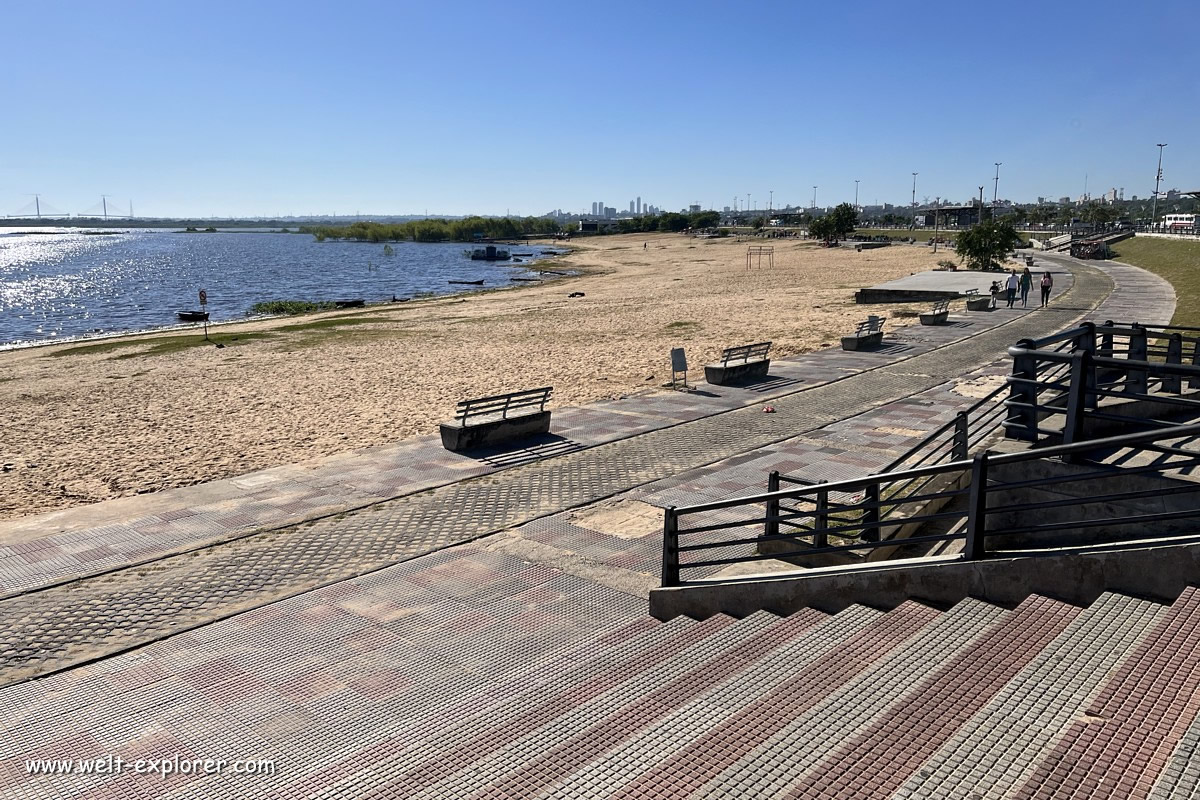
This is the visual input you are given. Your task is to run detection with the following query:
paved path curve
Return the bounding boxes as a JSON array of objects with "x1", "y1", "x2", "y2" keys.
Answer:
[{"x1": 0, "y1": 262, "x2": 1116, "y2": 688}]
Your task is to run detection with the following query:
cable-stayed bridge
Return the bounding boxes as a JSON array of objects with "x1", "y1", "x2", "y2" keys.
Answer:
[{"x1": 6, "y1": 195, "x2": 135, "y2": 220}]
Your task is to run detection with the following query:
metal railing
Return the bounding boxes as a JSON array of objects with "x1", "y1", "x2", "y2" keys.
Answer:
[
  {"x1": 660, "y1": 422, "x2": 1200, "y2": 587},
  {"x1": 1005, "y1": 321, "x2": 1200, "y2": 444}
]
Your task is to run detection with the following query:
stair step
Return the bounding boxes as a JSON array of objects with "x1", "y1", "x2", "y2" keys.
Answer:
[
  {"x1": 1014, "y1": 586, "x2": 1200, "y2": 799},
  {"x1": 268, "y1": 610, "x2": 738, "y2": 798},
  {"x1": 396, "y1": 608, "x2": 835, "y2": 800},
  {"x1": 539, "y1": 601, "x2": 945, "y2": 800},
  {"x1": 897, "y1": 591, "x2": 1168, "y2": 799},
  {"x1": 693, "y1": 597, "x2": 1008, "y2": 799},
  {"x1": 784, "y1": 594, "x2": 1082, "y2": 799}
]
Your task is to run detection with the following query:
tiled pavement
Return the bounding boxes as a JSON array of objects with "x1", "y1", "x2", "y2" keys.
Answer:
[
  {"x1": 0, "y1": 261, "x2": 1110, "y2": 686},
  {"x1": 1, "y1": 253, "x2": 1191, "y2": 800}
]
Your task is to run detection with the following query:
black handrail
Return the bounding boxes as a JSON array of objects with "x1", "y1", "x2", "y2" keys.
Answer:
[{"x1": 660, "y1": 420, "x2": 1200, "y2": 587}]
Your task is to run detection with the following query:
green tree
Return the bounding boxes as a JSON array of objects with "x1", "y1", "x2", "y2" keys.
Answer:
[
  {"x1": 955, "y1": 220, "x2": 1021, "y2": 270},
  {"x1": 808, "y1": 215, "x2": 837, "y2": 242},
  {"x1": 828, "y1": 203, "x2": 858, "y2": 240},
  {"x1": 658, "y1": 212, "x2": 689, "y2": 232}
]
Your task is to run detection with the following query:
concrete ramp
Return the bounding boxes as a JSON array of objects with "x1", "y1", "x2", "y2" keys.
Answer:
[{"x1": 855, "y1": 270, "x2": 991, "y2": 304}]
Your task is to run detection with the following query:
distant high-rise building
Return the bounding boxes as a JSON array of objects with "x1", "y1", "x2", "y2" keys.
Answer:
[
  {"x1": 598, "y1": 201, "x2": 604, "y2": 218},
  {"x1": 636, "y1": 196, "x2": 641, "y2": 214},
  {"x1": 604, "y1": 206, "x2": 616, "y2": 219},
  {"x1": 630, "y1": 200, "x2": 635, "y2": 213},
  {"x1": 591, "y1": 202, "x2": 598, "y2": 216}
]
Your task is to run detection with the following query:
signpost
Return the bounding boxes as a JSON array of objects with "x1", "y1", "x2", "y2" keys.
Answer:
[
  {"x1": 670, "y1": 347, "x2": 690, "y2": 390},
  {"x1": 199, "y1": 289, "x2": 209, "y2": 341}
]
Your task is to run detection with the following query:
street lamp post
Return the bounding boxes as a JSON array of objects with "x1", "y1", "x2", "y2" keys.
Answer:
[
  {"x1": 1152, "y1": 143, "x2": 1167, "y2": 231},
  {"x1": 911, "y1": 173, "x2": 918, "y2": 230},
  {"x1": 993, "y1": 162, "x2": 1002, "y2": 208},
  {"x1": 854, "y1": 180, "x2": 860, "y2": 210},
  {"x1": 978, "y1": 186, "x2": 985, "y2": 225},
  {"x1": 933, "y1": 197, "x2": 941, "y2": 253},
  {"x1": 812, "y1": 186, "x2": 817, "y2": 209}
]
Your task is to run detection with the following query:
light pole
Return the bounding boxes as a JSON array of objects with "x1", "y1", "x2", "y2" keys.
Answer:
[
  {"x1": 1152, "y1": 143, "x2": 1167, "y2": 230},
  {"x1": 812, "y1": 186, "x2": 817, "y2": 209},
  {"x1": 978, "y1": 186, "x2": 985, "y2": 225},
  {"x1": 769, "y1": 190, "x2": 773, "y2": 216},
  {"x1": 911, "y1": 173, "x2": 918, "y2": 230},
  {"x1": 933, "y1": 197, "x2": 941, "y2": 253},
  {"x1": 993, "y1": 162, "x2": 1002, "y2": 208},
  {"x1": 854, "y1": 180, "x2": 860, "y2": 210}
]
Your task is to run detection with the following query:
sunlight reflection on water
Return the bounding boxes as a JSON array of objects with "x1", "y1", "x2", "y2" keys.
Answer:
[{"x1": 0, "y1": 229, "x2": 557, "y2": 346}]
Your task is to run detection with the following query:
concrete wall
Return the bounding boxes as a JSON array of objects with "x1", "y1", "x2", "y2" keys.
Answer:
[{"x1": 650, "y1": 538, "x2": 1200, "y2": 619}]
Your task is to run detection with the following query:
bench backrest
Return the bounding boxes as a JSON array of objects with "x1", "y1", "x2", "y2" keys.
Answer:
[
  {"x1": 721, "y1": 341, "x2": 772, "y2": 365},
  {"x1": 855, "y1": 316, "x2": 884, "y2": 336},
  {"x1": 964, "y1": 288, "x2": 979, "y2": 297},
  {"x1": 931, "y1": 299, "x2": 949, "y2": 314},
  {"x1": 455, "y1": 387, "x2": 553, "y2": 423}
]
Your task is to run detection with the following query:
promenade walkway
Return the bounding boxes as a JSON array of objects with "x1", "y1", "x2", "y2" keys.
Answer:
[{"x1": 0, "y1": 255, "x2": 1180, "y2": 799}]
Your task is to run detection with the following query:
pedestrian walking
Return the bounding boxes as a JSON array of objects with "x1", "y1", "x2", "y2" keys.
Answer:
[
  {"x1": 1019, "y1": 268, "x2": 1033, "y2": 308},
  {"x1": 1040, "y1": 271, "x2": 1054, "y2": 307},
  {"x1": 989, "y1": 280, "x2": 1001, "y2": 309},
  {"x1": 1005, "y1": 270, "x2": 1019, "y2": 308}
]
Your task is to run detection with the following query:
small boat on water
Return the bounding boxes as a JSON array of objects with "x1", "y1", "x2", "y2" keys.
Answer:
[
  {"x1": 334, "y1": 299, "x2": 365, "y2": 308},
  {"x1": 512, "y1": 253, "x2": 535, "y2": 257},
  {"x1": 512, "y1": 258, "x2": 523, "y2": 263},
  {"x1": 176, "y1": 310, "x2": 209, "y2": 322},
  {"x1": 510, "y1": 277, "x2": 542, "y2": 282},
  {"x1": 449, "y1": 279, "x2": 485, "y2": 286},
  {"x1": 465, "y1": 245, "x2": 511, "y2": 261}
]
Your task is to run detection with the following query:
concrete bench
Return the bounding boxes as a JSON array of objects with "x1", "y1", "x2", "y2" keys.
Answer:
[
  {"x1": 964, "y1": 288, "x2": 992, "y2": 312},
  {"x1": 919, "y1": 299, "x2": 950, "y2": 325},
  {"x1": 439, "y1": 387, "x2": 552, "y2": 452},
  {"x1": 704, "y1": 341, "x2": 772, "y2": 385},
  {"x1": 841, "y1": 316, "x2": 884, "y2": 351}
]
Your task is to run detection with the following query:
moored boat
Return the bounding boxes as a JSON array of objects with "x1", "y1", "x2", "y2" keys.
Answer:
[
  {"x1": 465, "y1": 245, "x2": 511, "y2": 261},
  {"x1": 176, "y1": 310, "x2": 209, "y2": 321}
]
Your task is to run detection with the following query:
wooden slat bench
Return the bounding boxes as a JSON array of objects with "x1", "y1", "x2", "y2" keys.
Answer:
[
  {"x1": 841, "y1": 316, "x2": 885, "y2": 351},
  {"x1": 704, "y1": 341, "x2": 772, "y2": 386},
  {"x1": 964, "y1": 287, "x2": 992, "y2": 312},
  {"x1": 920, "y1": 299, "x2": 951, "y2": 326},
  {"x1": 439, "y1": 387, "x2": 553, "y2": 452}
]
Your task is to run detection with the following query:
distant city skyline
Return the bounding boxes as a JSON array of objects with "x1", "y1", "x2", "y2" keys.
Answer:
[{"x1": 2, "y1": 0, "x2": 1197, "y2": 218}]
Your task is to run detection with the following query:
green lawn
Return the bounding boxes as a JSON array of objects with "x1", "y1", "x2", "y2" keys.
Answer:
[{"x1": 1108, "y1": 237, "x2": 1200, "y2": 327}]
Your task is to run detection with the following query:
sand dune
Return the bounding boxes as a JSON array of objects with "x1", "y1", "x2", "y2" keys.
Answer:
[{"x1": 0, "y1": 233, "x2": 945, "y2": 519}]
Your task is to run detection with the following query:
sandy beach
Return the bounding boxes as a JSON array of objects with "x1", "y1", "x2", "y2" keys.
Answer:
[{"x1": 0, "y1": 233, "x2": 946, "y2": 520}]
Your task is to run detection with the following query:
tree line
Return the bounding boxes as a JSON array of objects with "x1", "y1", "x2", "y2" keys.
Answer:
[
  {"x1": 302, "y1": 216, "x2": 563, "y2": 243},
  {"x1": 615, "y1": 210, "x2": 721, "y2": 233}
]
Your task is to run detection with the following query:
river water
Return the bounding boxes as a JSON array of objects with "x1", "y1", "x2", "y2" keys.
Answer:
[{"x1": 0, "y1": 228, "x2": 563, "y2": 347}]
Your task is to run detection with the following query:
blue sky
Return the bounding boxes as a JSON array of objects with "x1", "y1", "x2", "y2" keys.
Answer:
[{"x1": 3, "y1": 0, "x2": 1197, "y2": 217}]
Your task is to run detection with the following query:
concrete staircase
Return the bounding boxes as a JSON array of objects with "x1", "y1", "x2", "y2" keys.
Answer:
[{"x1": 302, "y1": 588, "x2": 1200, "y2": 799}]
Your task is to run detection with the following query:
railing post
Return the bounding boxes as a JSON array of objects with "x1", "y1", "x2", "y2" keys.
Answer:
[
  {"x1": 1007, "y1": 338, "x2": 1039, "y2": 442},
  {"x1": 1164, "y1": 333, "x2": 1183, "y2": 394},
  {"x1": 952, "y1": 411, "x2": 970, "y2": 460},
  {"x1": 661, "y1": 507, "x2": 680, "y2": 587},
  {"x1": 861, "y1": 482, "x2": 880, "y2": 542},
  {"x1": 1190, "y1": 340, "x2": 1200, "y2": 391},
  {"x1": 814, "y1": 481, "x2": 829, "y2": 549},
  {"x1": 963, "y1": 452, "x2": 990, "y2": 561},
  {"x1": 1127, "y1": 323, "x2": 1148, "y2": 395},
  {"x1": 1098, "y1": 321, "x2": 1114, "y2": 360},
  {"x1": 1062, "y1": 351, "x2": 1092, "y2": 459},
  {"x1": 764, "y1": 471, "x2": 780, "y2": 541},
  {"x1": 1074, "y1": 321, "x2": 1098, "y2": 409}
]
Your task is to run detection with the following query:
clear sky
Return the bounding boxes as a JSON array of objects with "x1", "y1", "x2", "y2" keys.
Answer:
[{"x1": 3, "y1": 0, "x2": 1197, "y2": 218}]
